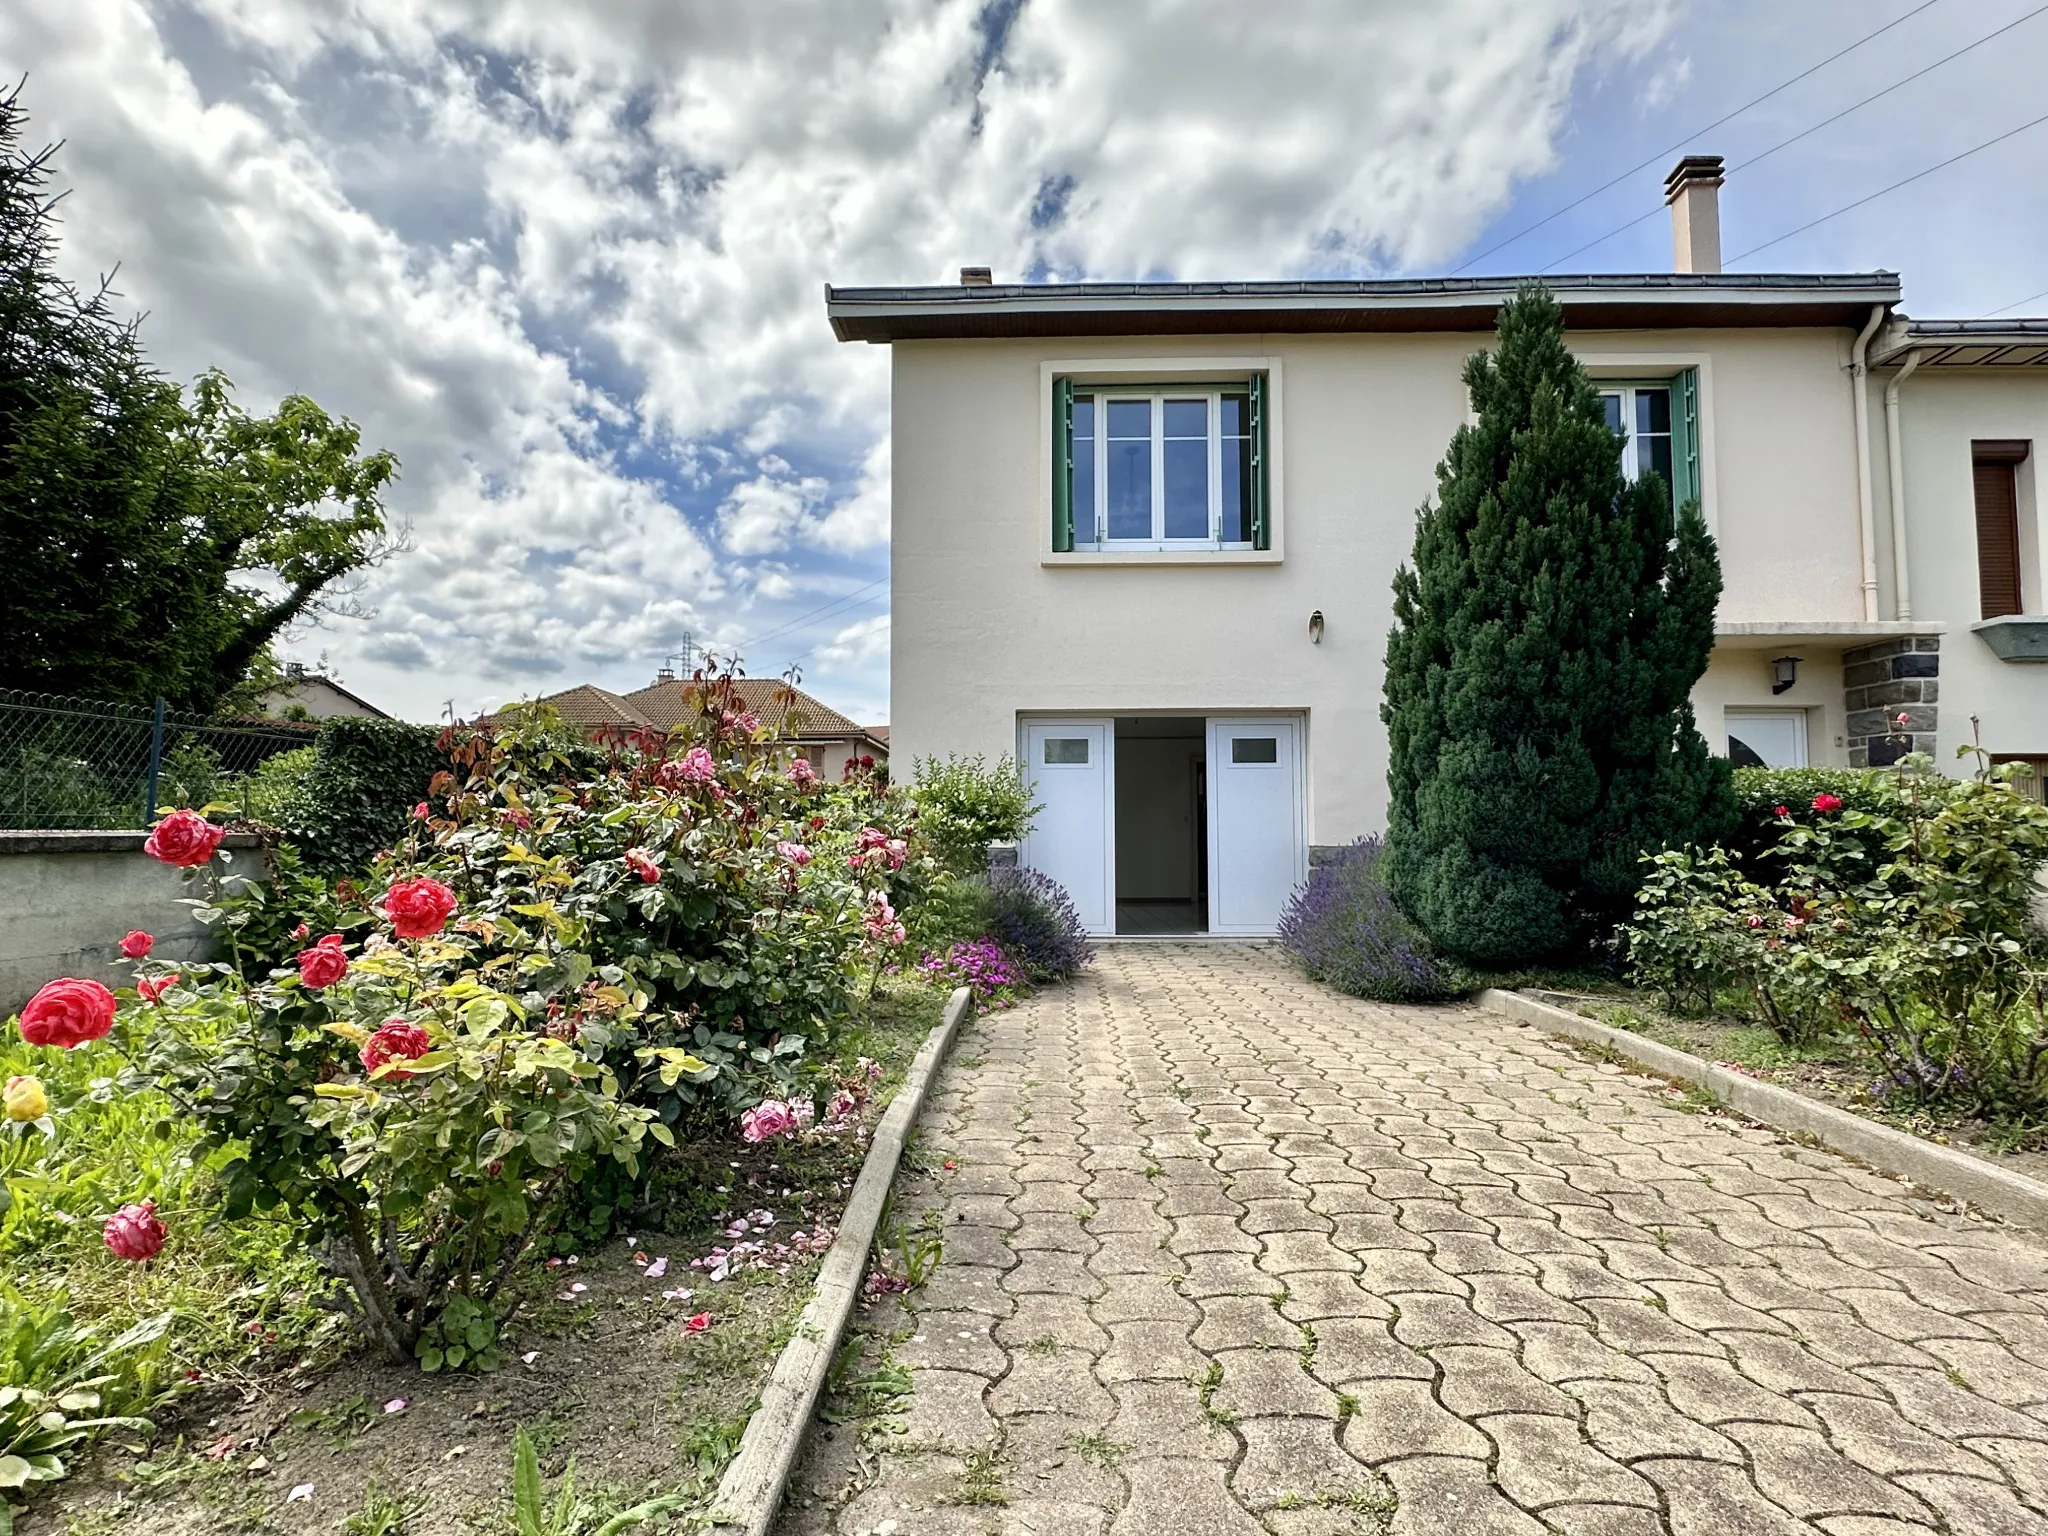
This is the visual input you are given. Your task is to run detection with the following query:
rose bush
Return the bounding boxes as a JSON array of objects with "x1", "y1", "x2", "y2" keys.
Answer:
[
  {"x1": 19, "y1": 979, "x2": 117, "y2": 1050},
  {"x1": 1629, "y1": 753, "x2": 2048, "y2": 1113}
]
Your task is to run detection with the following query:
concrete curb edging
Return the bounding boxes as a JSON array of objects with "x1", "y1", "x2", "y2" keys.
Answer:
[
  {"x1": 1476, "y1": 987, "x2": 2048, "y2": 1233},
  {"x1": 706, "y1": 984, "x2": 974, "y2": 1536}
]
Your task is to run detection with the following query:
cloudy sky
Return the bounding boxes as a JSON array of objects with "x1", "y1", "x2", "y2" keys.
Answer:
[{"x1": 8, "y1": 0, "x2": 2045, "y2": 723}]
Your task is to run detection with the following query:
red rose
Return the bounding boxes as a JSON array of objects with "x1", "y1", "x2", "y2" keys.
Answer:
[
  {"x1": 1811, "y1": 793, "x2": 1844, "y2": 814},
  {"x1": 119, "y1": 930, "x2": 153, "y2": 959},
  {"x1": 144, "y1": 809, "x2": 226, "y2": 869},
  {"x1": 1773, "y1": 805, "x2": 1790, "y2": 818},
  {"x1": 20, "y1": 978, "x2": 117, "y2": 1049},
  {"x1": 624, "y1": 848, "x2": 661, "y2": 884},
  {"x1": 296, "y1": 935, "x2": 349, "y2": 990},
  {"x1": 360, "y1": 1019, "x2": 433, "y2": 1080},
  {"x1": 137, "y1": 974, "x2": 181, "y2": 1005},
  {"x1": 381, "y1": 877, "x2": 457, "y2": 939},
  {"x1": 104, "y1": 1200, "x2": 167, "y2": 1262}
]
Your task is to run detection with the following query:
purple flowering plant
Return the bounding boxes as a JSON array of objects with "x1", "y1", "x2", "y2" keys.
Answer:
[
  {"x1": 918, "y1": 939, "x2": 1022, "y2": 1008},
  {"x1": 1277, "y1": 836, "x2": 1463, "y2": 1003}
]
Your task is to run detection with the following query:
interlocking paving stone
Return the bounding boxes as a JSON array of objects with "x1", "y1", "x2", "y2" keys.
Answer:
[{"x1": 779, "y1": 945, "x2": 2048, "y2": 1536}]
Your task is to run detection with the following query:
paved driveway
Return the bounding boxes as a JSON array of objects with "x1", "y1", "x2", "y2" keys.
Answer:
[{"x1": 786, "y1": 944, "x2": 2048, "y2": 1536}]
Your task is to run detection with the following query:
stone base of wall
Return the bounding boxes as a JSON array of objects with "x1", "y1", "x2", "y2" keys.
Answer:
[
  {"x1": 1843, "y1": 637, "x2": 1940, "y2": 768},
  {"x1": 0, "y1": 831, "x2": 264, "y2": 1015}
]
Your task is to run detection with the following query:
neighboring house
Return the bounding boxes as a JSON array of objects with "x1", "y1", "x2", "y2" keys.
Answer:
[
  {"x1": 827, "y1": 156, "x2": 2048, "y2": 939},
  {"x1": 258, "y1": 664, "x2": 390, "y2": 720},
  {"x1": 509, "y1": 673, "x2": 888, "y2": 782}
]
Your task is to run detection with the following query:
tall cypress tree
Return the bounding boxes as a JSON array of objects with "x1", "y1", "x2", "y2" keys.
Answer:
[{"x1": 1383, "y1": 282, "x2": 1731, "y2": 967}]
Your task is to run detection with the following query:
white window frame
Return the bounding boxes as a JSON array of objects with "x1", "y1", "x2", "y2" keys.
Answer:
[
  {"x1": 1039, "y1": 356, "x2": 1283, "y2": 566},
  {"x1": 1597, "y1": 382, "x2": 1674, "y2": 483},
  {"x1": 1072, "y1": 389, "x2": 1253, "y2": 552},
  {"x1": 1579, "y1": 352, "x2": 1717, "y2": 534}
]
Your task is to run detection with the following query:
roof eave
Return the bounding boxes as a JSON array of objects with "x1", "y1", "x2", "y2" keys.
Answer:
[{"x1": 825, "y1": 274, "x2": 1903, "y2": 344}]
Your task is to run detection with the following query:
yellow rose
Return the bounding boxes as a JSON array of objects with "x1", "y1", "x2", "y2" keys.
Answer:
[{"x1": 4, "y1": 1075, "x2": 48, "y2": 1123}]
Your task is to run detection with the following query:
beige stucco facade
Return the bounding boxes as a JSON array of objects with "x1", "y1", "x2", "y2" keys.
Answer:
[{"x1": 885, "y1": 303, "x2": 2048, "y2": 847}]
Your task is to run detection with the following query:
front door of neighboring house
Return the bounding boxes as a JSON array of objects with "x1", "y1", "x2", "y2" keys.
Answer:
[
  {"x1": 1206, "y1": 718, "x2": 1307, "y2": 937},
  {"x1": 1021, "y1": 720, "x2": 1115, "y2": 935},
  {"x1": 1726, "y1": 708, "x2": 1808, "y2": 769}
]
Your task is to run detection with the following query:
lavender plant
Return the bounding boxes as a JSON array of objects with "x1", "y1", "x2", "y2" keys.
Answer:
[
  {"x1": 1277, "y1": 837, "x2": 1464, "y2": 1003},
  {"x1": 983, "y1": 868, "x2": 1093, "y2": 981}
]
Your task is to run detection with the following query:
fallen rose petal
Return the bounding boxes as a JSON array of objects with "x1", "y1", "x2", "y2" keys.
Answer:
[
  {"x1": 645, "y1": 1256, "x2": 668, "y2": 1278},
  {"x1": 521, "y1": 1350, "x2": 540, "y2": 1366},
  {"x1": 383, "y1": 1398, "x2": 408, "y2": 1414},
  {"x1": 204, "y1": 1435, "x2": 235, "y2": 1461},
  {"x1": 685, "y1": 1311, "x2": 712, "y2": 1333},
  {"x1": 287, "y1": 1483, "x2": 314, "y2": 1503},
  {"x1": 570, "y1": 1282, "x2": 587, "y2": 1293}
]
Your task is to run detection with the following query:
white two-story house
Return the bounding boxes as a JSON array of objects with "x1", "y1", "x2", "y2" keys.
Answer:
[{"x1": 827, "y1": 158, "x2": 2048, "y2": 940}]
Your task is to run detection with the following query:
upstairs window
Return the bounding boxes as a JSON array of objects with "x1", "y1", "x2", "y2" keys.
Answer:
[
  {"x1": 1054, "y1": 378, "x2": 1269, "y2": 552},
  {"x1": 1972, "y1": 439, "x2": 2029, "y2": 619},
  {"x1": 1598, "y1": 370, "x2": 1700, "y2": 511}
]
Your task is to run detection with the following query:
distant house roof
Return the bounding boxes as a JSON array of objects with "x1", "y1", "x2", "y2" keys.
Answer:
[
  {"x1": 825, "y1": 272, "x2": 1905, "y2": 345},
  {"x1": 865, "y1": 725, "x2": 889, "y2": 744},
  {"x1": 501, "y1": 676, "x2": 887, "y2": 755}
]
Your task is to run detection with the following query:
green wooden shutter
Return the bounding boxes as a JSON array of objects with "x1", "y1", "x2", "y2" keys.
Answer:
[
  {"x1": 1250, "y1": 373, "x2": 1270, "y2": 550},
  {"x1": 1671, "y1": 367, "x2": 1700, "y2": 513},
  {"x1": 1052, "y1": 376, "x2": 1075, "y2": 552}
]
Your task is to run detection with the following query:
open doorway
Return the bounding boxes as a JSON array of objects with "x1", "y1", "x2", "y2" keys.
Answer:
[{"x1": 1114, "y1": 717, "x2": 1206, "y2": 934}]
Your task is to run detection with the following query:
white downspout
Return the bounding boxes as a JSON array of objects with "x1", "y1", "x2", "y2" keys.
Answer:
[
  {"x1": 1851, "y1": 304, "x2": 1885, "y2": 622},
  {"x1": 1883, "y1": 348, "x2": 1924, "y2": 621}
]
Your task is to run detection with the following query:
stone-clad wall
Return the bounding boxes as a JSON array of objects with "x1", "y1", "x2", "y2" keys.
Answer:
[{"x1": 1844, "y1": 637, "x2": 1941, "y2": 768}]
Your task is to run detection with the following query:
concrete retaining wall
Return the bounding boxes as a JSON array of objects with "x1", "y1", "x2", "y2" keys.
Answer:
[{"x1": 0, "y1": 831, "x2": 265, "y2": 1015}]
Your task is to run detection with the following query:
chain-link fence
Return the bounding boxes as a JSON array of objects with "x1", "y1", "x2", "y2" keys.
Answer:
[{"x1": 0, "y1": 688, "x2": 320, "y2": 831}]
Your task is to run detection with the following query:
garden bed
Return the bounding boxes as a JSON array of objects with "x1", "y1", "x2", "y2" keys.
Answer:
[
  {"x1": 1526, "y1": 984, "x2": 2048, "y2": 1188},
  {"x1": 21, "y1": 982, "x2": 948, "y2": 1536}
]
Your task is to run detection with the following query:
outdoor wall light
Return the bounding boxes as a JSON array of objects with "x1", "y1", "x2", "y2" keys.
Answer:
[
  {"x1": 1309, "y1": 610, "x2": 1325, "y2": 644},
  {"x1": 1771, "y1": 655, "x2": 1801, "y2": 695}
]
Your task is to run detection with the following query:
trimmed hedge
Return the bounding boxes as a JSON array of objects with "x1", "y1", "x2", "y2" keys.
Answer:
[
  {"x1": 1726, "y1": 766, "x2": 1900, "y2": 872},
  {"x1": 285, "y1": 717, "x2": 446, "y2": 874}
]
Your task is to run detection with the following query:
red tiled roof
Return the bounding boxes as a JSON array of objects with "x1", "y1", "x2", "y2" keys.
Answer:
[{"x1": 497, "y1": 677, "x2": 882, "y2": 752}]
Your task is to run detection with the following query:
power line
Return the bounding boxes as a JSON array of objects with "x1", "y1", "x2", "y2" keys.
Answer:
[
  {"x1": 1449, "y1": 0, "x2": 1945, "y2": 274},
  {"x1": 1978, "y1": 286, "x2": 2048, "y2": 318},
  {"x1": 1726, "y1": 108, "x2": 2048, "y2": 265},
  {"x1": 1539, "y1": 4, "x2": 2048, "y2": 272},
  {"x1": 712, "y1": 575, "x2": 890, "y2": 660}
]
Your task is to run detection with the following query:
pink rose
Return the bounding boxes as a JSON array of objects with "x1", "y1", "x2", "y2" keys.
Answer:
[
  {"x1": 20, "y1": 978, "x2": 117, "y2": 1049},
  {"x1": 119, "y1": 930, "x2": 153, "y2": 959},
  {"x1": 144, "y1": 809, "x2": 226, "y2": 868},
  {"x1": 104, "y1": 1200, "x2": 167, "y2": 1262},
  {"x1": 676, "y1": 746, "x2": 718, "y2": 783},
  {"x1": 1811, "y1": 793, "x2": 1843, "y2": 814},
  {"x1": 412, "y1": 802, "x2": 431, "y2": 821},
  {"x1": 137, "y1": 974, "x2": 180, "y2": 1005},
  {"x1": 296, "y1": 935, "x2": 349, "y2": 990},
  {"x1": 381, "y1": 877, "x2": 457, "y2": 939},
  {"x1": 740, "y1": 1100, "x2": 799, "y2": 1143},
  {"x1": 777, "y1": 841, "x2": 812, "y2": 867},
  {"x1": 361, "y1": 1019, "x2": 433, "y2": 1080},
  {"x1": 625, "y1": 848, "x2": 662, "y2": 884},
  {"x1": 786, "y1": 758, "x2": 818, "y2": 789}
]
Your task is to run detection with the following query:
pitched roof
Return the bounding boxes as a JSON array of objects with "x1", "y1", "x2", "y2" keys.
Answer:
[
  {"x1": 623, "y1": 677, "x2": 864, "y2": 738},
  {"x1": 517, "y1": 684, "x2": 653, "y2": 729}
]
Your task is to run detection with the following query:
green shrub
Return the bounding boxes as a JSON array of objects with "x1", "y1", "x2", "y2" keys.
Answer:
[
  {"x1": 285, "y1": 717, "x2": 446, "y2": 874},
  {"x1": 911, "y1": 754, "x2": 1037, "y2": 874},
  {"x1": 1628, "y1": 755, "x2": 2048, "y2": 1112},
  {"x1": 1383, "y1": 283, "x2": 1730, "y2": 967},
  {"x1": 222, "y1": 743, "x2": 316, "y2": 825},
  {"x1": 1727, "y1": 766, "x2": 1900, "y2": 871},
  {"x1": 200, "y1": 841, "x2": 375, "y2": 975}
]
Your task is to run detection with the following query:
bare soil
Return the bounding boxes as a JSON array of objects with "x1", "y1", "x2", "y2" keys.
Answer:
[{"x1": 25, "y1": 983, "x2": 948, "y2": 1536}]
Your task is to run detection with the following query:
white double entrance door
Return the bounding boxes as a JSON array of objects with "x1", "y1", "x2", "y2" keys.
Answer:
[{"x1": 1019, "y1": 716, "x2": 1307, "y2": 937}]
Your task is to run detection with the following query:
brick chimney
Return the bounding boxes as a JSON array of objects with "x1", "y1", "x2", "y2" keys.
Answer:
[
  {"x1": 1664, "y1": 155, "x2": 1724, "y2": 274},
  {"x1": 958, "y1": 266, "x2": 993, "y2": 286}
]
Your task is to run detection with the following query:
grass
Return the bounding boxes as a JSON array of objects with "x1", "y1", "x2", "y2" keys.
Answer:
[{"x1": 949, "y1": 1446, "x2": 1007, "y2": 1507}]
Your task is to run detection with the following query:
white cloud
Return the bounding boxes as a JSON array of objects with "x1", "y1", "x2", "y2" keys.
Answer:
[
  {"x1": 7, "y1": 0, "x2": 1694, "y2": 719},
  {"x1": 813, "y1": 613, "x2": 892, "y2": 674}
]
